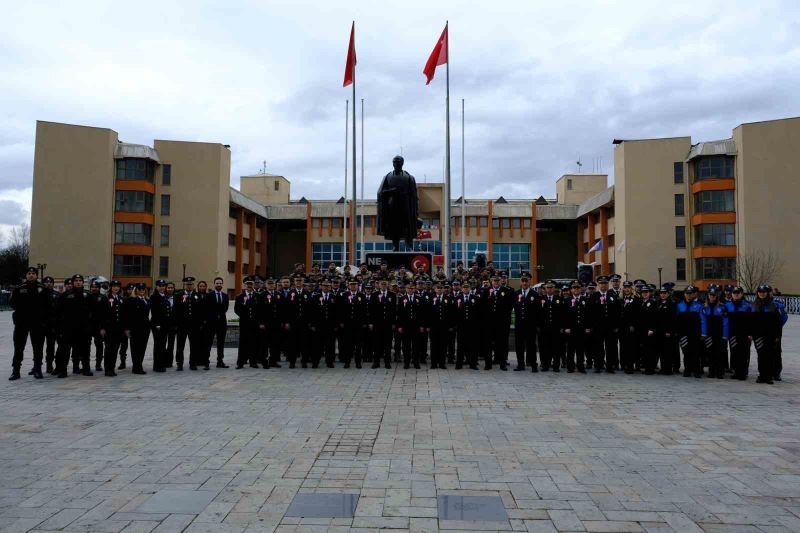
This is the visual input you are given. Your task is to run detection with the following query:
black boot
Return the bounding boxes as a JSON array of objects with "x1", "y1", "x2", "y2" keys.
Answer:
[
  {"x1": 32, "y1": 368, "x2": 43, "y2": 379},
  {"x1": 9, "y1": 369, "x2": 21, "y2": 381}
]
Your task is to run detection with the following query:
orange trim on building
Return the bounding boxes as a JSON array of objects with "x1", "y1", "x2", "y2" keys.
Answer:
[
  {"x1": 117, "y1": 276, "x2": 152, "y2": 288},
  {"x1": 235, "y1": 207, "x2": 243, "y2": 291},
  {"x1": 114, "y1": 180, "x2": 156, "y2": 194},
  {"x1": 487, "y1": 200, "x2": 493, "y2": 260},
  {"x1": 113, "y1": 244, "x2": 153, "y2": 256},
  {"x1": 691, "y1": 178, "x2": 735, "y2": 194},
  {"x1": 248, "y1": 213, "x2": 256, "y2": 275},
  {"x1": 531, "y1": 202, "x2": 538, "y2": 283},
  {"x1": 692, "y1": 246, "x2": 736, "y2": 258},
  {"x1": 260, "y1": 222, "x2": 268, "y2": 277},
  {"x1": 114, "y1": 212, "x2": 155, "y2": 225},
  {"x1": 305, "y1": 203, "x2": 313, "y2": 268},
  {"x1": 693, "y1": 279, "x2": 737, "y2": 291},
  {"x1": 600, "y1": 207, "x2": 609, "y2": 275},
  {"x1": 588, "y1": 213, "x2": 596, "y2": 264},
  {"x1": 691, "y1": 212, "x2": 736, "y2": 226}
]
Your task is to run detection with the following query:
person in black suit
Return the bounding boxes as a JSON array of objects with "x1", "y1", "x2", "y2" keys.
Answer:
[
  {"x1": 591, "y1": 276, "x2": 621, "y2": 374},
  {"x1": 337, "y1": 279, "x2": 364, "y2": 368},
  {"x1": 261, "y1": 279, "x2": 283, "y2": 368},
  {"x1": 397, "y1": 282, "x2": 427, "y2": 369},
  {"x1": 312, "y1": 280, "x2": 338, "y2": 368},
  {"x1": 483, "y1": 276, "x2": 511, "y2": 370},
  {"x1": 426, "y1": 283, "x2": 454, "y2": 369},
  {"x1": 513, "y1": 273, "x2": 539, "y2": 372},
  {"x1": 234, "y1": 277, "x2": 261, "y2": 368},
  {"x1": 123, "y1": 283, "x2": 150, "y2": 375},
  {"x1": 103, "y1": 280, "x2": 125, "y2": 376},
  {"x1": 537, "y1": 280, "x2": 564, "y2": 371},
  {"x1": 175, "y1": 277, "x2": 201, "y2": 371},
  {"x1": 454, "y1": 282, "x2": 480, "y2": 370},
  {"x1": 370, "y1": 279, "x2": 396, "y2": 369},
  {"x1": 208, "y1": 277, "x2": 230, "y2": 368}
]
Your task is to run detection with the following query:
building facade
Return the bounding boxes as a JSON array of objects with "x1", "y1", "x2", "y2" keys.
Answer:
[{"x1": 29, "y1": 117, "x2": 800, "y2": 294}]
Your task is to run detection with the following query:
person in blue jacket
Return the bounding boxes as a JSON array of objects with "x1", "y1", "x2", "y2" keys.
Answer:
[
  {"x1": 751, "y1": 285, "x2": 788, "y2": 384},
  {"x1": 725, "y1": 286, "x2": 752, "y2": 380},
  {"x1": 676, "y1": 286, "x2": 704, "y2": 377},
  {"x1": 700, "y1": 288, "x2": 729, "y2": 379}
]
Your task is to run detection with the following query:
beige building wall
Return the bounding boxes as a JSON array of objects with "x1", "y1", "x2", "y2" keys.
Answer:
[
  {"x1": 30, "y1": 121, "x2": 117, "y2": 279},
  {"x1": 240, "y1": 175, "x2": 290, "y2": 206},
  {"x1": 734, "y1": 117, "x2": 800, "y2": 292},
  {"x1": 556, "y1": 174, "x2": 608, "y2": 205},
  {"x1": 153, "y1": 140, "x2": 231, "y2": 284},
  {"x1": 614, "y1": 137, "x2": 691, "y2": 283}
]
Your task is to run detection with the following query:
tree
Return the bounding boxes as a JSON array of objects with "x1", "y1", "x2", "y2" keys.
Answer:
[
  {"x1": 0, "y1": 223, "x2": 30, "y2": 286},
  {"x1": 736, "y1": 249, "x2": 784, "y2": 293}
]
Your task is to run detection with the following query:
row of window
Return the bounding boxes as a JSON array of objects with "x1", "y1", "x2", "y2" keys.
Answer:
[
  {"x1": 227, "y1": 234, "x2": 262, "y2": 250},
  {"x1": 115, "y1": 159, "x2": 172, "y2": 185},
  {"x1": 675, "y1": 191, "x2": 735, "y2": 216},
  {"x1": 114, "y1": 223, "x2": 170, "y2": 247},
  {"x1": 673, "y1": 156, "x2": 735, "y2": 183},
  {"x1": 115, "y1": 191, "x2": 170, "y2": 215},
  {"x1": 671, "y1": 258, "x2": 732, "y2": 282},
  {"x1": 675, "y1": 223, "x2": 734, "y2": 248},
  {"x1": 113, "y1": 255, "x2": 169, "y2": 277}
]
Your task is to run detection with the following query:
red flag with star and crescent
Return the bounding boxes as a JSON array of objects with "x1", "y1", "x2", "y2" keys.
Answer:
[
  {"x1": 343, "y1": 22, "x2": 356, "y2": 87},
  {"x1": 423, "y1": 23, "x2": 448, "y2": 85}
]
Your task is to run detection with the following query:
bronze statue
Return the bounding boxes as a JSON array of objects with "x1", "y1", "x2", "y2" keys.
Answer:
[{"x1": 377, "y1": 156, "x2": 419, "y2": 251}]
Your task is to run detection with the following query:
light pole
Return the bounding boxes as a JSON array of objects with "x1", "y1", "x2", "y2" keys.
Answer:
[
  {"x1": 657, "y1": 267, "x2": 663, "y2": 287},
  {"x1": 182, "y1": 263, "x2": 187, "y2": 281},
  {"x1": 36, "y1": 263, "x2": 47, "y2": 279}
]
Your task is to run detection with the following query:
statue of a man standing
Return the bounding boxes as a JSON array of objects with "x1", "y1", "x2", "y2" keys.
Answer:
[{"x1": 377, "y1": 155, "x2": 419, "y2": 251}]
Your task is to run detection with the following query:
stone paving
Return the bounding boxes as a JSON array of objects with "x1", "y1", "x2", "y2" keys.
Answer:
[{"x1": 1, "y1": 313, "x2": 799, "y2": 532}]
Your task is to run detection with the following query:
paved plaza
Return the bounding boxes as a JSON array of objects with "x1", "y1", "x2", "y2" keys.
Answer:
[{"x1": 1, "y1": 313, "x2": 800, "y2": 533}]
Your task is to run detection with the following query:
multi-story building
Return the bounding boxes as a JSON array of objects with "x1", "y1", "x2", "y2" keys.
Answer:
[{"x1": 29, "y1": 117, "x2": 800, "y2": 294}]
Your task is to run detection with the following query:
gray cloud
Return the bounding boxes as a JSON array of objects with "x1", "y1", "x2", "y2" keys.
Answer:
[{"x1": 0, "y1": 200, "x2": 29, "y2": 225}]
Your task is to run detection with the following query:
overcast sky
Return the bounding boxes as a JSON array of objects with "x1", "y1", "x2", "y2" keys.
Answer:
[{"x1": 2, "y1": 0, "x2": 799, "y2": 242}]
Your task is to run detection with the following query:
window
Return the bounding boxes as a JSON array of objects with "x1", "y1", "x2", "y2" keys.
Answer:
[
  {"x1": 115, "y1": 223, "x2": 152, "y2": 245},
  {"x1": 673, "y1": 162, "x2": 684, "y2": 184},
  {"x1": 479, "y1": 216, "x2": 488, "y2": 227},
  {"x1": 331, "y1": 218, "x2": 342, "y2": 229},
  {"x1": 115, "y1": 190, "x2": 153, "y2": 212},
  {"x1": 159, "y1": 256, "x2": 169, "y2": 277},
  {"x1": 160, "y1": 225, "x2": 169, "y2": 247},
  {"x1": 523, "y1": 218, "x2": 532, "y2": 229},
  {"x1": 229, "y1": 206, "x2": 239, "y2": 219},
  {"x1": 243, "y1": 238, "x2": 250, "y2": 250},
  {"x1": 502, "y1": 219, "x2": 511, "y2": 229},
  {"x1": 676, "y1": 258, "x2": 686, "y2": 281},
  {"x1": 160, "y1": 194, "x2": 171, "y2": 216},
  {"x1": 451, "y1": 242, "x2": 488, "y2": 267},
  {"x1": 675, "y1": 226, "x2": 686, "y2": 248},
  {"x1": 113, "y1": 255, "x2": 151, "y2": 276},
  {"x1": 695, "y1": 257, "x2": 735, "y2": 279},
  {"x1": 674, "y1": 194, "x2": 684, "y2": 216},
  {"x1": 492, "y1": 218, "x2": 499, "y2": 229},
  {"x1": 162, "y1": 164, "x2": 171, "y2": 185},
  {"x1": 694, "y1": 224, "x2": 735, "y2": 246},
  {"x1": 228, "y1": 233, "x2": 236, "y2": 246},
  {"x1": 274, "y1": 180, "x2": 280, "y2": 191},
  {"x1": 312, "y1": 243, "x2": 349, "y2": 265},
  {"x1": 491, "y1": 243, "x2": 530, "y2": 278},
  {"x1": 694, "y1": 190, "x2": 735, "y2": 213},
  {"x1": 311, "y1": 218, "x2": 320, "y2": 228},
  {"x1": 355, "y1": 240, "x2": 442, "y2": 258},
  {"x1": 115, "y1": 158, "x2": 155, "y2": 181},
  {"x1": 469, "y1": 216, "x2": 477, "y2": 227},
  {"x1": 567, "y1": 178, "x2": 573, "y2": 190},
  {"x1": 322, "y1": 218, "x2": 330, "y2": 229},
  {"x1": 512, "y1": 218, "x2": 521, "y2": 229},
  {"x1": 227, "y1": 261, "x2": 235, "y2": 273},
  {"x1": 696, "y1": 156, "x2": 734, "y2": 180},
  {"x1": 420, "y1": 217, "x2": 439, "y2": 229},
  {"x1": 242, "y1": 263, "x2": 249, "y2": 273}
]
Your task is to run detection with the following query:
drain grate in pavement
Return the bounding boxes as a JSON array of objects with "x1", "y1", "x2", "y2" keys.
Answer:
[{"x1": 285, "y1": 492, "x2": 359, "y2": 517}]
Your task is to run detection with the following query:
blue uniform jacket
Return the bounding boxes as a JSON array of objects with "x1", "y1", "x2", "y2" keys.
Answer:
[
  {"x1": 700, "y1": 303, "x2": 729, "y2": 338},
  {"x1": 675, "y1": 300, "x2": 703, "y2": 336}
]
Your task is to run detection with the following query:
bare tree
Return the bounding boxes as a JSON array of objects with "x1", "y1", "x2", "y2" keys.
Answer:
[
  {"x1": 736, "y1": 249, "x2": 784, "y2": 293},
  {"x1": 0, "y1": 223, "x2": 31, "y2": 285},
  {"x1": 7, "y1": 223, "x2": 30, "y2": 260}
]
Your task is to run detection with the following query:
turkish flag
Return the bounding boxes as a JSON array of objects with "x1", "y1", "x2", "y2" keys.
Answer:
[
  {"x1": 423, "y1": 23, "x2": 448, "y2": 85},
  {"x1": 343, "y1": 22, "x2": 356, "y2": 87}
]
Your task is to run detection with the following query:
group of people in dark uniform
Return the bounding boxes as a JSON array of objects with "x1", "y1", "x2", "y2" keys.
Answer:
[{"x1": 9, "y1": 264, "x2": 789, "y2": 384}]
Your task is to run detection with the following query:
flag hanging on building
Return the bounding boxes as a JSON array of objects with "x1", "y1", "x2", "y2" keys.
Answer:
[
  {"x1": 423, "y1": 23, "x2": 448, "y2": 85},
  {"x1": 343, "y1": 22, "x2": 356, "y2": 87},
  {"x1": 617, "y1": 239, "x2": 626, "y2": 252},
  {"x1": 588, "y1": 239, "x2": 603, "y2": 253}
]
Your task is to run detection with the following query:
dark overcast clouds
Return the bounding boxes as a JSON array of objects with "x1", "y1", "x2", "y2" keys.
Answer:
[{"x1": 1, "y1": 0, "x2": 799, "y2": 240}]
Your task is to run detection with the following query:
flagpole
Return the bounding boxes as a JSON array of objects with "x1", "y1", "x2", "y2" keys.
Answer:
[
  {"x1": 443, "y1": 21, "x2": 451, "y2": 278},
  {"x1": 343, "y1": 99, "x2": 348, "y2": 268},
  {"x1": 461, "y1": 97, "x2": 465, "y2": 271},
  {"x1": 351, "y1": 24, "x2": 358, "y2": 267},
  {"x1": 360, "y1": 98, "x2": 365, "y2": 264}
]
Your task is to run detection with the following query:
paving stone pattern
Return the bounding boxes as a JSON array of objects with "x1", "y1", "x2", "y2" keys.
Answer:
[{"x1": 1, "y1": 313, "x2": 800, "y2": 532}]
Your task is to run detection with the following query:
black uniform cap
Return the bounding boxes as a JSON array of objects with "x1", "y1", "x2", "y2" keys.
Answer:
[
  {"x1": 684, "y1": 285, "x2": 697, "y2": 293},
  {"x1": 25, "y1": 266, "x2": 38, "y2": 274},
  {"x1": 586, "y1": 282, "x2": 597, "y2": 289},
  {"x1": 110, "y1": 280, "x2": 122, "y2": 287},
  {"x1": 757, "y1": 284, "x2": 772, "y2": 292},
  {"x1": 732, "y1": 286, "x2": 744, "y2": 293},
  {"x1": 623, "y1": 281, "x2": 633, "y2": 288},
  {"x1": 596, "y1": 276, "x2": 609, "y2": 283},
  {"x1": 610, "y1": 274, "x2": 622, "y2": 281},
  {"x1": 43, "y1": 276, "x2": 54, "y2": 283},
  {"x1": 640, "y1": 285, "x2": 652, "y2": 292},
  {"x1": 72, "y1": 274, "x2": 84, "y2": 281},
  {"x1": 570, "y1": 281, "x2": 581, "y2": 288},
  {"x1": 183, "y1": 276, "x2": 195, "y2": 283},
  {"x1": 90, "y1": 280, "x2": 100, "y2": 288},
  {"x1": 156, "y1": 279, "x2": 167, "y2": 287},
  {"x1": 244, "y1": 276, "x2": 254, "y2": 284},
  {"x1": 126, "y1": 282, "x2": 136, "y2": 290}
]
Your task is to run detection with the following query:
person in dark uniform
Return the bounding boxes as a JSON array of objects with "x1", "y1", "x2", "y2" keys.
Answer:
[
  {"x1": 582, "y1": 282, "x2": 597, "y2": 369},
  {"x1": 609, "y1": 274, "x2": 622, "y2": 297},
  {"x1": 445, "y1": 281, "x2": 459, "y2": 364},
  {"x1": 647, "y1": 285, "x2": 675, "y2": 375},
  {"x1": 397, "y1": 282, "x2": 426, "y2": 369},
  {"x1": 289, "y1": 276, "x2": 313, "y2": 368},
  {"x1": 277, "y1": 276, "x2": 298, "y2": 367},
  {"x1": 117, "y1": 282, "x2": 135, "y2": 370},
  {"x1": 195, "y1": 281, "x2": 215, "y2": 369},
  {"x1": 426, "y1": 283, "x2": 453, "y2": 369},
  {"x1": 454, "y1": 281, "x2": 480, "y2": 370},
  {"x1": 591, "y1": 276, "x2": 620, "y2": 374},
  {"x1": 700, "y1": 288, "x2": 729, "y2": 379},
  {"x1": 55, "y1": 274, "x2": 93, "y2": 377},
  {"x1": 676, "y1": 285, "x2": 703, "y2": 378},
  {"x1": 88, "y1": 280, "x2": 108, "y2": 372},
  {"x1": 563, "y1": 281, "x2": 590, "y2": 373},
  {"x1": 234, "y1": 277, "x2": 261, "y2": 368},
  {"x1": 175, "y1": 277, "x2": 199, "y2": 371},
  {"x1": 725, "y1": 286, "x2": 752, "y2": 380},
  {"x1": 513, "y1": 273, "x2": 538, "y2": 372},
  {"x1": 123, "y1": 283, "x2": 150, "y2": 375},
  {"x1": 537, "y1": 280, "x2": 563, "y2": 371},
  {"x1": 261, "y1": 279, "x2": 283, "y2": 368},
  {"x1": 338, "y1": 279, "x2": 364, "y2": 368},
  {"x1": 102, "y1": 280, "x2": 125, "y2": 376},
  {"x1": 637, "y1": 285, "x2": 655, "y2": 374},
  {"x1": 9, "y1": 267, "x2": 50, "y2": 380},
  {"x1": 312, "y1": 280, "x2": 338, "y2": 367},
  {"x1": 208, "y1": 277, "x2": 230, "y2": 368},
  {"x1": 149, "y1": 279, "x2": 172, "y2": 373},
  {"x1": 41, "y1": 276, "x2": 59, "y2": 375},
  {"x1": 370, "y1": 279, "x2": 395, "y2": 369},
  {"x1": 751, "y1": 285, "x2": 788, "y2": 384},
  {"x1": 483, "y1": 276, "x2": 511, "y2": 370},
  {"x1": 619, "y1": 281, "x2": 641, "y2": 374},
  {"x1": 361, "y1": 283, "x2": 376, "y2": 364}
]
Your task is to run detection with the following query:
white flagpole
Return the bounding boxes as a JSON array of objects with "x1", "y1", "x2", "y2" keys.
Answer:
[
  {"x1": 343, "y1": 99, "x2": 348, "y2": 268},
  {"x1": 461, "y1": 98, "x2": 466, "y2": 271},
  {"x1": 443, "y1": 21, "x2": 451, "y2": 277},
  {"x1": 360, "y1": 98, "x2": 365, "y2": 264},
  {"x1": 351, "y1": 37, "x2": 357, "y2": 267}
]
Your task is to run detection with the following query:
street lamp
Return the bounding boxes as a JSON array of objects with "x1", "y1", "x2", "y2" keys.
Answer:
[
  {"x1": 182, "y1": 263, "x2": 187, "y2": 280},
  {"x1": 36, "y1": 263, "x2": 47, "y2": 278},
  {"x1": 657, "y1": 267, "x2": 663, "y2": 287}
]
